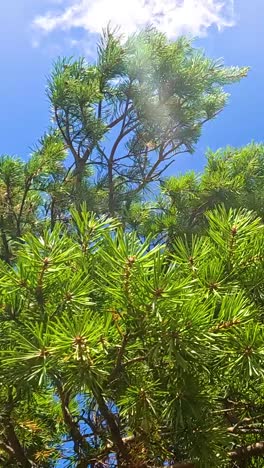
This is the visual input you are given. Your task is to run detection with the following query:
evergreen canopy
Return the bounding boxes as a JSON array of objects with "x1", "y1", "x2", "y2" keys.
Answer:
[
  {"x1": 0, "y1": 26, "x2": 263, "y2": 468},
  {"x1": 48, "y1": 27, "x2": 247, "y2": 213},
  {"x1": 0, "y1": 205, "x2": 264, "y2": 467}
]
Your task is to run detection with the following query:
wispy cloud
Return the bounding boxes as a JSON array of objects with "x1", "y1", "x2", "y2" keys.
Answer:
[{"x1": 33, "y1": 0, "x2": 235, "y2": 40}]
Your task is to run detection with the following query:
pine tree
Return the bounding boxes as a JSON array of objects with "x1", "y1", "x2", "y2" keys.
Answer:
[
  {"x1": 0, "y1": 28, "x2": 263, "y2": 468},
  {"x1": 0, "y1": 204, "x2": 263, "y2": 467},
  {"x1": 126, "y1": 143, "x2": 264, "y2": 244},
  {"x1": 48, "y1": 27, "x2": 248, "y2": 214}
]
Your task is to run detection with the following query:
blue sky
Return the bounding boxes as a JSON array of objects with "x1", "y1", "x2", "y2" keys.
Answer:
[{"x1": 0, "y1": 0, "x2": 263, "y2": 175}]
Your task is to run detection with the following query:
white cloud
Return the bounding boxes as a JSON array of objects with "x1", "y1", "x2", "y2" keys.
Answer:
[{"x1": 33, "y1": 0, "x2": 235, "y2": 39}]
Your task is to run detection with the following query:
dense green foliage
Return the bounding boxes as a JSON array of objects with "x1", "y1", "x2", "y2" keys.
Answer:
[
  {"x1": 48, "y1": 27, "x2": 247, "y2": 213},
  {"x1": 127, "y1": 143, "x2": 264, "y2": 242},
  {"x1": 0, "y1": 27, "x2": 263, "y2": 468},
  {"x1": 0, "y1": 204, "x2": 264, "y2": 467}
]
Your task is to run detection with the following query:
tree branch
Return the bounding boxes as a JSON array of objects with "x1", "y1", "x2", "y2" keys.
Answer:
[
  {"x1": 0, "y1": 216, "x2": 11, "y2": 264},
  {"x1": 123, "y1": 356, "x2": 146, "y2": 367},
  {"x1": 55, "y1": 108, "x2": 79, "y2": 162},
  {"x1": 108, "y1": 332, "x2": 130, "y2": 382},
  {"x1": 229, "y1": 440, "x2": 264, "y2": 461},
  {"x1": 93, "y1": 385, "x2": 131, "y2": 463},
  {"x1": 57, "y1": 383, "x2": 91, "y2": 463},
  {"x1": 4, "y1": 419, "x2": 36, "y2": 467},
  {"x1": 16, "y1": 179, "x2": 32, "y2": 237},
  {"x1": 0, "y1": 438, "x2": 15, "y2": 460},
  {"x1": 107, "y1": 103, "x2": 133, "y2": 129},
  {"x1": 109, "y1": 122, "x2": 140, "y2": 163},
  {"x1": 228, "y1": 426, "x2": 264, "y2": 434}
]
